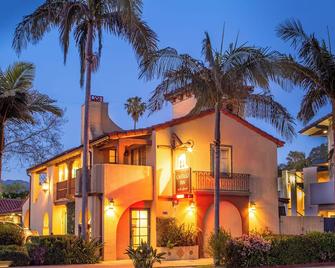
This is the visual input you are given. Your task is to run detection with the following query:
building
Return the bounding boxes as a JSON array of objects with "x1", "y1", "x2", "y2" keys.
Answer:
[
  {"x1": 24, "y1": 92, "x2": 283, "y2": 260},
  {"x1": 278, "y1": 113, "x2": 335, "y2": 233},
  {"x1": 0, "y1": 198, "x2": 25, "y2": 224}
]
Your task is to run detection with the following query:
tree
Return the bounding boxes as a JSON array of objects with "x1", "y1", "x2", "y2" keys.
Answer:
[
  {"x1": 13, "y1": 0, "x2": 157, "y2": 240},
  {"x1": 309, "y1": 143, "x2": 328, "y2": 164},
  {"x1": 0, "y1": 181, "x2": 29, "y2": 199},
  {"x1": 277, "y1": 19, "x2": 335, "y2": 177},
  {"x1": 285, "y1": 151, "x2": 310, "y2": 171},
  {"x1": 0, "y1": 62, "x2": 63, "y2": 182},
  {"x1": 140, "y1": 31, "x2": 295, "y2": 242},
  {"x1": 125, "y1": 96, "x2": 146, "y2": 129}
]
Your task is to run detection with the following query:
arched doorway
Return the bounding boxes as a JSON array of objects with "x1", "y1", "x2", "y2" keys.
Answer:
[{"x1": 203, "y1": 201, "x2": 242, "y2": 252}]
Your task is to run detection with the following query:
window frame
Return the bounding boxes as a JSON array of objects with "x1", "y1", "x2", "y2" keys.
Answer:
[
  {"x1": 210, "y1": 144, "x2": 233, "y2": 177},
  {"x1": 108, "y1": 148, "x2": 117, "y2": 164},
  {"x1": 129, "y1": 208, "x2": 150, "y2": 248}
]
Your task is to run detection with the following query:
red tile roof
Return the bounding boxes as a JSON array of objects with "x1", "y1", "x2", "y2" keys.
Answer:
[{"x1": 0, "y1": 199, "x2": 24, "y2": 214}]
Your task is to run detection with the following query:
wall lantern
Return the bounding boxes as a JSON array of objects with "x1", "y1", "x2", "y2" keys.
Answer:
[
  {"x1": 171, "y1": 133, "x2": 194, "y2": 152},
  {"x1": 249, "y1": 202, "x2": 256, "y2": 216},
  {"x1": 42, "y1": 181, "x2": 49, "y2": 192},
  {"x1": 105, "y1": 198, "x2": 115, "y2": 216},
  {"x1": 187, "y1": 200, "x2": 196, "y2": 213}
]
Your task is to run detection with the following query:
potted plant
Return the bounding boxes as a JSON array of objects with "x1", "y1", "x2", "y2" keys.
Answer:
[{"x1": 156, "y1": 218, "x2": 199, "y2": 260}]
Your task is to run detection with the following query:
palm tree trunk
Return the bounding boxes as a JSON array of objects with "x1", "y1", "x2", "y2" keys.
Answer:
[
  {"x1": 214, "y1": 102, "x2": 221, "y2": 235},
  {"x1": 134, "y1": 120, "x2": 136, "y2": 130},
  {"x1": 81, "y1": 23, "x2": 93, "y2": 240},
  {"x1": 331, "y1": 100, "x2": 335, "y2": 180},
  {"x1": 0, "y1": 121, "x2": 4, "y2": 183}
]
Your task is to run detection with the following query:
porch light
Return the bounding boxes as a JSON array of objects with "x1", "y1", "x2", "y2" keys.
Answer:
[
  {"x1": 249, "y1": 202, "x2": 256, "y2": 216},
  {"x1": 42, "y1": 181, "x2": 49, "y2": 192},
  {"x1": 187, "y1": 200, "x2": 196, "y2": 213},
  {"x1": 323, "y1": 130, "x2": 328, "y2": 134},
  {"x1": 105, "y1": 198, "x2": 115, "y2": 216}
]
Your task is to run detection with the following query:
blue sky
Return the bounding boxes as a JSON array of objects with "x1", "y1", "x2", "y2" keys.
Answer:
[{"x1": 1, "y1": 0, "x2": 332, "y2": 181}]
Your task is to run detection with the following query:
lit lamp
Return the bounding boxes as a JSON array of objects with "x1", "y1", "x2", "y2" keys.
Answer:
[
  {"x1": 42, "y1": 181, "x2": 49, "y2": 192},
  {"x1": 105, "y1": 198, "x2": 115, "y2": 216},
  {"x1": 249, "y1": 202, "x2": 256, "y2": 216},
  {"x1": 187, "y1": 200, "x2": 196, "y2": 213}
]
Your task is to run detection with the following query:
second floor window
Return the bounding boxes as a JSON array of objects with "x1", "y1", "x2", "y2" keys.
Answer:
[
  {"x1": 130, "y1": 146, "x2": 146, "y2": 166},
  {"x1": 58, "y1": 163, "x2": 68, "y2": 182},
  {"x1": 210, "y1": 144, "x2": 232, "y2": 176},
  {"x1": 71, "y1": 159, "x2": 81, "y2": 178},
  {"x1": 109, "y1": 149, "x2": 117, "y2": 164}
]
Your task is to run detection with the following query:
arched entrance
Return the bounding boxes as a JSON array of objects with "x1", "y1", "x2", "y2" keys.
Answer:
[
  {"x1": 203, "y1": 201, "x2": 242, "y2": 251},
  {"x1": 42, "y1": 213, "x2": 49, "y2": 235}
]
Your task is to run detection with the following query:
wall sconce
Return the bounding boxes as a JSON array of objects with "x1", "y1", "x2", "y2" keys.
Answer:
[
  {"x1": 187, "y1": 200, "x2": 196, "y2": 213},
  {"x1": 105, "y1": 198, "x2": 115, "y2": 216},
  {"x1": 42, "y1": 181, "x2": 49, "y2": 192},
  {"x1": 249, "y1": 202, "x2": 256, "y2": 216},
  {"x1": 172, "y1": 199, "x2": 179, "y2": 207},
  {"x1": 171, "y1": 133, "x2": 194, "y2": 152}
]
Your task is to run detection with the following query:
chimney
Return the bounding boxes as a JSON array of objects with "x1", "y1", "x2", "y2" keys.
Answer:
[{"x1": 81, "y1": 95, "x2": 123, "y2": 143}]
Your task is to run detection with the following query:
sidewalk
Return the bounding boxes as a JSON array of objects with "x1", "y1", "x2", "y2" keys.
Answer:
[{"x1": 14, "y1": 258, "x2": 213, "y2": 268}]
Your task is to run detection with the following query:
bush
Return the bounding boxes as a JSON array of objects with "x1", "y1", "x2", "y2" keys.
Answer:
[
  {"x1": 222, "y1": 232, "x2": 335, "y2": 267},
  {"x1": 156, "y1": 218, "x2": 198, "y2": 248},
  {"x1": 207, "y1": 228, "x2": 231, "y2": 266},
  {"x1": 0, "y1": 222, "x2": 25, "y2": 246},
  {"x1": 27, "y1": 235, "x2": 102, "y2": 265},
  {"x1": 0, "y1": 245, "x2": 30, "y2": 267},
  {"x1": 226, "y1": 234, "x2": 271, "y2": 267},
  {"x1": 125, "y1": 242, "x2": 165, "y2": 268}
]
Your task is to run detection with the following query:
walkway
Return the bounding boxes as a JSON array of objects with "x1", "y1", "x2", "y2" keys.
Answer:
[{"x1": 14, "y1": 258, "x2": 213, "y2": 268}]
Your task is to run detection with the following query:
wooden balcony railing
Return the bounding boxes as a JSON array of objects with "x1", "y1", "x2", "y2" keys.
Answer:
[
  {"x1": 192, "y1": 171, "x2": 250, "y2": 193},
  {"x1": 55, "y1": 178, "x2": 76, "y2": 200}
]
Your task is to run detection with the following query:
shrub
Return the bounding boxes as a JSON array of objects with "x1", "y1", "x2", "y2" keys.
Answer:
[
  {"x1": 27, "y1": 235, "x2": 102, "y2": 265},
  {"x1": 0, "y1": 222, "x2": 25, "y2": 246},
  {"x1": 156, "y1": 218, "x2": 198, "y2": 248},
  {"x1": 223, "y1": 232, "x2": 335, "y2": 267},
  {"x1": 0, "y1": 245, "x2": 30, "y2": 267},
  {"x1": 207, "y1": 228, "x2": 231, "y2": 266},
  {"x1": 226, "y1": 234, "x2": 271, "y2": 268},
  {"x1": 125, "y1": 242, "x2": 165, "y2": 268}
]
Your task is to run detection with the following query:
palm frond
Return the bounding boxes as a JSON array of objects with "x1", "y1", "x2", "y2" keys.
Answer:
[
  {"x1": 28, "y1": 91, "x2": 63, "y2": 117},
  {"x1": 246, "y1": 93, "x2": 296, "y2": 141}
]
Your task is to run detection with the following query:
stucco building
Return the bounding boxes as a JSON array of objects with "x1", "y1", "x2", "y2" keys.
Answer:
[{"x1": 23, "y1": 91, "x2": 283, "y2": 260}]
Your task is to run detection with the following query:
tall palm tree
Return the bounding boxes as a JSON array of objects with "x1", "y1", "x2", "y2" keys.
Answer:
[
  {"x1": 277, "y1": 19, "x2": 335, "y2": 177},
  {"x1": 13, "y1": 0, "x2": 157, "y2": 239},
  {"x1": 125, "y1": 96, "x2": 146, "y2": 129},
  {"x1": 140, "y1": 32, "x2": 295, "y2": 246},
  {"x1": 0, "y1": 62, "x2": 63, "y2": 181}
]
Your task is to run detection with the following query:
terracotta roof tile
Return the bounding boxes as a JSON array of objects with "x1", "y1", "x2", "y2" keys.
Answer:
[{"x1": 0, "y1": 199, "x2": 24, "y2": 214}]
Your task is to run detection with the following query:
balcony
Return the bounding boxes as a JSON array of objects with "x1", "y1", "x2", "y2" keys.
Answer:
[
  {"x1": 55, "y1": 178, "x2": 75, "y2": 201},
  {"x1": 192, "y1": 171, "x2": 250, "y2": 194},
  {"x1": 310, "y1": 180, "x2": 335, "y2": 205}
]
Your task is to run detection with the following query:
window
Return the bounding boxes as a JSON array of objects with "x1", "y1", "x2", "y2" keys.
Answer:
[
  {"x1": 210, "y1": 145, "x2": 232, "y2": 176},
  {"x1": 109, "y1": 149, "x2": 117, "y2": 164},
  {"x1": 71, "y1": 159, "x2": 81, "y2": 178},
  {"x1": 58, "y1": 163, "x2": 68, "y2": 182},
  {"x1": 130, "y1": 146, "x2": 146, "y2": 166},
  {"x1": 38, "y1": 172, "x2": 47, "y2": 185},
  {"x1": 130, "y1": 209, "x2": 150, "y2": 248}
]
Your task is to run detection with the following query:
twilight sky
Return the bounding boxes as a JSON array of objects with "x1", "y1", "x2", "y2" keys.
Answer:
[{"x1": 0, "y1": 0, "x2": 332, "y2": 181}]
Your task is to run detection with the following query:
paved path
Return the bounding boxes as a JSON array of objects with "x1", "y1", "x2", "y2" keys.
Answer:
[{"x1": 14, "y1": 258, "x2": 212, "y2": 268}]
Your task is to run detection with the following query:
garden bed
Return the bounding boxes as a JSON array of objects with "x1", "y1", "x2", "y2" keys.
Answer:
[{"x1": 157, "y1": 245, "x2": 199, "y2": 260}]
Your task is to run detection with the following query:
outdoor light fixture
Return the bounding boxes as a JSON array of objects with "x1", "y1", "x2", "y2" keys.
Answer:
[
  {"x1": 187, "y1": 200, "x2": 196, "y2": 213},
  {"x1": 323, "y1": 130, "x2": 328, "y2": 134},
  {"x1": 105, "y1": 198, "x2": 115, "y2": 216},
  {"x1": 171, "y1": 133, "x2": 194, "y2": 152},
  {"x1": 249, "y1": 202, "x2": 256, "y2": 216},
  {"x1": 42, "y1": 181, "x2": 49, "y2": 192}
]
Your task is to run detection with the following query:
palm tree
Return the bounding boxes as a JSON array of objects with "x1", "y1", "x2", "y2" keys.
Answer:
[
  {"x1": 140, "y1": 32, "x2": 295, "y2": 245},
  {"x1": 0, "y1": 62, "x2": 63, "y2": 181},
  {"x1": 125, "y1": 96, "x2": 146, "y2": 129},
  {"x1": 13, "y1": 0, "x2": 157, "y2": 239},
  {"x1": 277, "y1": 19, "x2": 335, "y2": 177}
]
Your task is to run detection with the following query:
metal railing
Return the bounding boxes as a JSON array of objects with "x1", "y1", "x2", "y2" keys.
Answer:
[
  {"x1": 192, "y1": 171, "x2": 250, "y2": 193},
  {"x1": 55, "y1": 178, "x2": 76, "y2": 200}
]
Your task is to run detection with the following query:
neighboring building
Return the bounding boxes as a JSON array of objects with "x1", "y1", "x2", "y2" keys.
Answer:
[
  {"x1": 279, "y1": 113, "x2": 335, "y2": 218},
  {"x1": 0, "y1": 198, "x2": 25, "y2": 224},
  {"x1": 24, "y1": 92, "x2": 283, "y2": 260}
]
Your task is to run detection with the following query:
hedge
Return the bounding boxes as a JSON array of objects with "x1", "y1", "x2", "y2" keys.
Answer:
[
  {"x1": 0, "y1": 245, "x2": 30, "y2": 267},
  {"x1": 0, "y1": 222, "x2": 25, "y2": 246},
  {"x1": 210, "y1": 232, "x2": 335, "y2": 267},
  {"x1": 27, "y1": 235, "x2": 102, "y2": 265}
]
